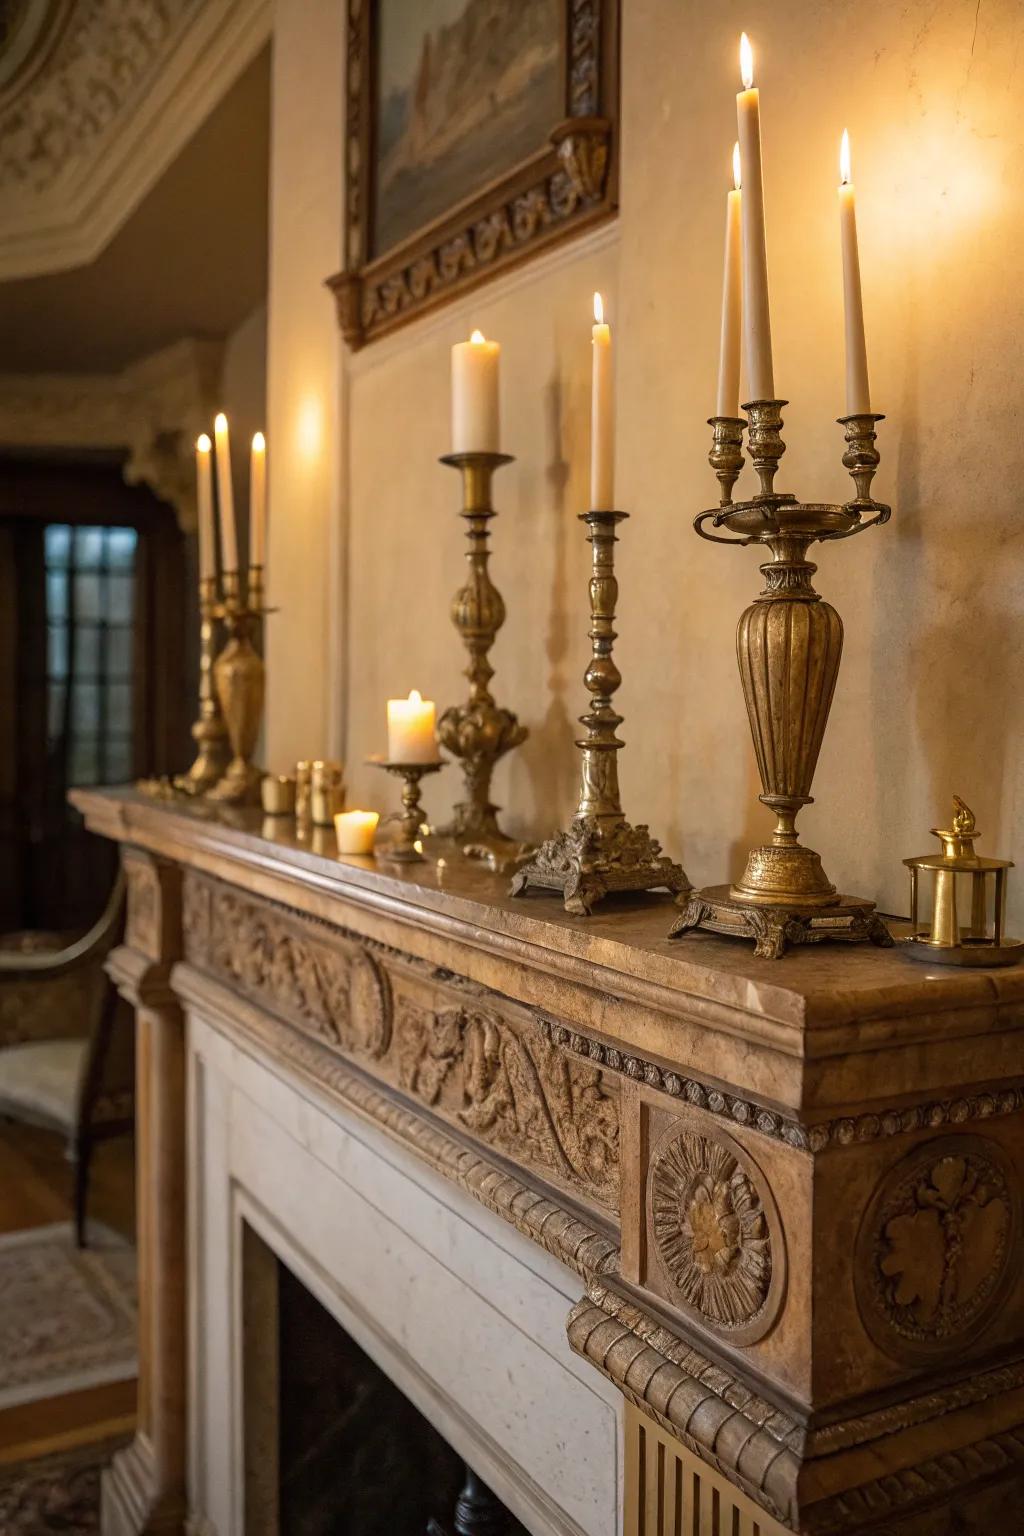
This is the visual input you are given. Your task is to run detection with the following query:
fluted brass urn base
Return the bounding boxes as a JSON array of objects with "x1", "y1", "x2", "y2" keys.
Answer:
[{"x1": 671, "y1": 885, "x2": 893, "y2": 961}]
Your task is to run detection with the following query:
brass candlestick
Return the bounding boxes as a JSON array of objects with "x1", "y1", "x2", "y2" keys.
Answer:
[
  {"x1": 174, "y1": 575, "x2": 230, "y2": 796},
  {"x1": 207, "y1": 566, "x2": 267, "y2": 806},
  {"x1": 902, "y1": 797, "x2": 1024, "y2": 966},
  {"x1": 368, "y1": 756, "x2": 444, "y2": 864},
  {"x1": 436, "y1": 452, "x2": 531, "y2": 872},
  {"x1": 511, "y1": 511, "x2": 689, "y2": 915},
  {"x1": 670, "y1": 404, "x2": 895, "y2": 959}
]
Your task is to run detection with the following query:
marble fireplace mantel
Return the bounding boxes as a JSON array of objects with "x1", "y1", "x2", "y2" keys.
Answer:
[{"x1": 72, "y1": 788, "x2": 1024, "y2": 1536}]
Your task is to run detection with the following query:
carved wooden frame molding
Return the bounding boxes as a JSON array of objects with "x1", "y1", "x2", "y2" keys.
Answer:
[{"x1": 328, "y1": 0, "x2": 620, "y2": 349}]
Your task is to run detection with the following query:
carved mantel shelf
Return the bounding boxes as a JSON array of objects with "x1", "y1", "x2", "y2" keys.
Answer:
[{"x1": 72, "y1": 788, "x2": 1024, "y2": 1536}]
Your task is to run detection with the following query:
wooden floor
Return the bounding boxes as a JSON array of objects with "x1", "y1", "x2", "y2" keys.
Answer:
[{"x1": 0, "y1": 1120, "x2": 137, "y2": 1464}]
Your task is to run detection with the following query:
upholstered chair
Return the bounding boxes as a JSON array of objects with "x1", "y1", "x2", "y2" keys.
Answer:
[{"x1": 0, "y1": 874, "x2": 131, "y2": 1246}]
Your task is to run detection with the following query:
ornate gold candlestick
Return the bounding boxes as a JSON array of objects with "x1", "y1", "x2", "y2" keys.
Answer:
[
  {"x1": 368, "y1": 756, "x2": 444, "y2": 864},
  {"x1": 670, "y1": 404, "x2": 895, "y2": 958},
  {"x1": 436, "y1": 452, "x2": 531, "y2": 872},
  {"x1": 207, "y1": 566, "x2": 267, "y2": 806},
  {"x1": 174, "y1": 575, "x2": 230, "y2": 796},
  {"x1": 511, "y1": 511, "x2": 689, "y2": 915},
  {"x1": 902, "y1": 797, "x2": 1024, "y2": 966}
]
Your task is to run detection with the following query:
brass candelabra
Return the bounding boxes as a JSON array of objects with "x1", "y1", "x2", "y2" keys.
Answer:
[
  {"x1": 369, "y1": 756, "x2": 444, "y2": 864},
  {"x1": 206, "y1": 566, "x2": 267, "y2": 806},
  {"x1": 670, "y1": 403, "x2": 895, "y2": 958},
  {"x1": 436, "y1": 452, "x2": 531, "y2": 872},
  {"x1": 511, "y1": 511, "x2": 689, "y2": 915},
  {"x1": 174, "y1": 575, "x2": 230, "y2": 796}
]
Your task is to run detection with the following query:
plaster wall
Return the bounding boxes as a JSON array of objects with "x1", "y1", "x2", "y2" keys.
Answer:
[{"x1": 266, "y1": 0, "x2": 1024, "y2": 926}]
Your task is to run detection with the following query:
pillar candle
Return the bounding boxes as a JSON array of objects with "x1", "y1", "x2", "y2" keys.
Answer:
[
  {"x1": 736, "y1": 33, "x2": 775, "y2": 401},
  {"x1": 213, "y1": 412, "x2": 239, "y2": 574},
  {"x1": 195, "y1": 434, "x2": 215, "y2": 583},
  {"x1": 387, "y1": 690, "x2": 437, "y2": 763},
  {"x1": 590, "y1": 292, "x2": 615, "y2": 510},
  {"x1": 715, "y1": 145, "x2": 743, "y2": 418},
  {"x1": 250, "y1": 432, "x2": 267, "y2": 569},
  {"x1": 451, "y1": 331, "x2": 500, "y2": 453},
  {"x1": 334, "y1": 810, "x2": 379, "y2": 855},
  {"x1": 838, "y1": 130, "x2": 871, "y2": 415}
]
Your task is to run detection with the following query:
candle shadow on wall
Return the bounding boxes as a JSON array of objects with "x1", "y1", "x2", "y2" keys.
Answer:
[
  {"x1": 726, "y1": 751, "x2": 769, "y2": 889},
  {"x1": 516, "y1": 371, "x2": 577, "y2": 840}
]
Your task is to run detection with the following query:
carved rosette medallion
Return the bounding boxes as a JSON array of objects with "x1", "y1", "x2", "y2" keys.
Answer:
[
  {"x1": 856, "y1": 1136, "x2": 1019, "y2": 1363},
  {"x1": 648, "y1": 1123, "x2": 784, "y2": 1343}
]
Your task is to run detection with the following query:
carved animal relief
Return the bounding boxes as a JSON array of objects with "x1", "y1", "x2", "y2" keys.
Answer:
[
  {"x1": 650, "y1": 1128, "x2": 775, "y2": 1338},
  {"x1": 857, "y1": 1138, "x2": 1018, "y2": 1362}
]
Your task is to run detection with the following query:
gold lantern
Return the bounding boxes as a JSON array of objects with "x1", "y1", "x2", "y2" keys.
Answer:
[{"x1": 902, "y1": 798, "x2": 1023, "y2": 966}]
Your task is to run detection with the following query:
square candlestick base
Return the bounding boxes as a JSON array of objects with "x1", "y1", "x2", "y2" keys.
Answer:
[
  {"x1": 510, "y1": 817, "x2": 690, "y2": 917},
  {"x1": 670, "y1": 884, "x2": 894, "y2": 961}
]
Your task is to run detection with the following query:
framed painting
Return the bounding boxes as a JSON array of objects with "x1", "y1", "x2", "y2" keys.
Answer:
[{"x1": 329, "y1": 0, "x2": 619, "y2": 349}]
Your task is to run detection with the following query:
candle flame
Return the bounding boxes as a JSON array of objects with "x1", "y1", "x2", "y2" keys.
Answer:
[
  {"x1": 839, "y1": 128, "x2": 852, "y2": 185},
  {"x1": 252, "y1": 431, "x2": 266, "y2": 452},
  {"x1": 593, "y1": 291, "x2": 604, "y2": 325},
  {"x1": 408, "y1": 689, "x2": 422, "y2": 705},
  {"x1": 196, "y1": 433, "x2": 211, "y2": 453},
  {"x1": 470, "y1": 329, "x2": 486, "y2": 344},
  {"x1": 732, "y1": 141, "x2": 742, "y2": 191},
  {"x1": 214, "y1": 411, "x2": 228, "y2": 434},
  {"x1": 740, "y1": 32, "x2": 754, "y2": 90}
]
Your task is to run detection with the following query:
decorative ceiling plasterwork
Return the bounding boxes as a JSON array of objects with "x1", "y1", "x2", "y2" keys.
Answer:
[
  {"x1": 0, "y1": 336, "x2": 224, "y2": 529},
  {"x1": 0, "y1": 0, "x2": 271, "y2": 280}
]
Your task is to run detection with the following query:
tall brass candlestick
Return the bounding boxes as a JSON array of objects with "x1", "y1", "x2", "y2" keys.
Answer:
[
  {"x1": 174, "y1": 575, "x2": 230, "y2": 796},
  {"x1": 207, "y1": 566, "x2": 266, "y2": 806},
  {"x1": 670, "y1": 406, "x2": 895, "y2": 958},
  {"x1": 511, "y1": 511, "x2": 689, "y2": 915},
  {"x1": 436, "y1": 452, "x2": 531, "y2": 871}
]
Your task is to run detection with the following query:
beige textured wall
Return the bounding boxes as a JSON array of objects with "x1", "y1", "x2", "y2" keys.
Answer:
[{"x1": 268, "y1": 0, "x2": 1024, "y2": 926}]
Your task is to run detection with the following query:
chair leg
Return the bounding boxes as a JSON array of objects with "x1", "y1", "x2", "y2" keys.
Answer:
[{"x1": 72, "y1": 1136, "x2": 94, "y2": 1248}]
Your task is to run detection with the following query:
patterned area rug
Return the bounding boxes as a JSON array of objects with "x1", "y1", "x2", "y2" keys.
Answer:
[
  {"x1": 0, "y1": 1223, "x2": 136, "y2": 1410},
  {"x1": 0, "y1": 1438, "x2": 126, "y2": 1535}
]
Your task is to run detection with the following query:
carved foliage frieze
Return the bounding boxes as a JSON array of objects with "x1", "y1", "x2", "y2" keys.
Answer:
[
  {"x1": 125, "y1": 856, "x2": 160, "y2": 958},
  {"x1": 855, "y1": 1135, "x2": 1020, "y2": 1364},
  {"x1": 181, "y1": 874, "x2": 619, "y2": 1212}
]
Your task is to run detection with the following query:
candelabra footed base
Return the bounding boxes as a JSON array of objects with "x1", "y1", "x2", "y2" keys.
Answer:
[
  {"x1": 511, "y1": 817, "x2": 690, "y2": 917},
  {"x1": 433, "y1": 802, "x2": 534, "y2": 874},
  {"x1": 206, "y1": 756, "x2": 263, "y2": 806},
  {"x1": 173, "y1": 716, "x2": 231, "y2": 797},
  {"x1": 670, "y1": 885, "x2": 893, "y2": 961}
]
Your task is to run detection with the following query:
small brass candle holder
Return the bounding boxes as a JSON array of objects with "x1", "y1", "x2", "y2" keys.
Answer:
[
  {"x1": 175, "y1": 574, "x2": 231, "y2": 796},
  {"x1": 368, "y1": 756, "x2": 444, "y2": 864},
  {"x1": 261, "y1": 774, "x2": 296, "y2": 816},
  {"x1": 436, "y1": 452, "x2": 532, "y2": 873},
  {"x1": 511, "y1": 511, "x2": 689, "y2": 916},
  {"x1": 207, "y1": 566, "x2": 270, "y2": 806},
  {"x1": 902, "y1": 797, "x2": 1023, "y2": 966},
  {"x1": 670, "y1": 404, "x2": 895, "y2": 958}
]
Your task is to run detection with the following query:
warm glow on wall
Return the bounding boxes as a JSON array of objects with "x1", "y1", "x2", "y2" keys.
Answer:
[{"x1": 295, "y1": 393, "x2": 323, "y2": 463}]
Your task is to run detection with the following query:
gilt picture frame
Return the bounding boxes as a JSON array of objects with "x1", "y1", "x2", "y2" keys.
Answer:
[{"x1": 329, "y1": 0, "x2": 619, "y2": 350}]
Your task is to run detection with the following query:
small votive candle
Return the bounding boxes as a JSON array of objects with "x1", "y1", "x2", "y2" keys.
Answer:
[
  {"x1": 386, "y1": 690, "x2": 437, "y2": 763},
  {"x1": 335, "y1": 810, "x2": 379, "y2": 856}
]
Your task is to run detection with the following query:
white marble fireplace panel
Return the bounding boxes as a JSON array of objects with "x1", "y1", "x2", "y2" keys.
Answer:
[{"x1": 187, "y1": 1008, "x2": 622, "y2": 1536}]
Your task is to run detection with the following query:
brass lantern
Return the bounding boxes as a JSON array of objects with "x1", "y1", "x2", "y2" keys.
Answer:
[{"x1": 903, "y1": 798, "x2": 1023, "y2": 966}]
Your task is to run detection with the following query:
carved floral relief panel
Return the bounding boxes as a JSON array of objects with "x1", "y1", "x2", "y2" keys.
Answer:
[{"x1": 181, "y1": 873, "x2": 619, "y2": 1215}]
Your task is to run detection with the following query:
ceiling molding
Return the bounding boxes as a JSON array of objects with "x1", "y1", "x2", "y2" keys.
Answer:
[
  {"x1": 0, "y1": 0, "x2": 272, "y2": 282},
  {"x1": 0, "y1": 336, "x2": 225, "y2": 529}
]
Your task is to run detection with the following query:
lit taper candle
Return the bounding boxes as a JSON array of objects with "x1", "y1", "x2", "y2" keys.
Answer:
[
  {"x1": 736, "y1": 33, "x2": 775, "y2": 401},
  {"x1": 195, "y1": 434, "x2": 215, "y2": 583},
  {"x1": 451, "y1": 330, "x2": 500, "y2": 453},
  {"x1": 213, "y1": 412, "x2": 239, "y2": 574},
  {"x1": 250, "y1": 431, "x2": 267, "y2": 570},
  {"x1": 590, "y1": 292, "x2": 614, "y2": 510},
  {"x1": 716, "y1": 144, "x2": 743, "y2": 418},
  {"x1": 838, "y1": 130, "x2": 871, "y2": 415}
]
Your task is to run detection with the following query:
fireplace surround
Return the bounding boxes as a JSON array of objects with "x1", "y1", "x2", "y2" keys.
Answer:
[{"x1": 73, "y1": 788, "x2": 1024, "y2": 1536}]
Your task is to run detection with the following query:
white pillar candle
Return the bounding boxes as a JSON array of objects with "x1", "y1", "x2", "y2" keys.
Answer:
[
  {"x1": 838, "y1": 130, "x2": 871, "y2": 415},
  {"x1": 736, "y1": 34, "x2": 775, "y2": 401},
  {"x1": 213, "y1": 412, "x2": 239, "y2": 574},
  {"x1": 451, "y1": 331, "x2": 500, "y2": 453},
  {"x1": 195, "y1": 434, "x2": 215, "y2": 583},
  {"x1": 250, "y1": 431, "x2": 267, "y2": 569},
  {"x1": 715, "y1": 145, "x2": 743, "y2": 418},
  {"x1": 387, "y1": 690, "x2": 437, "y2": 763},
  {"x1": 590, "y1": 292, "x2": 615, "y2": 510},
  {"x1": 334, "y1": 810, "x2": 379, "y2": 855}
]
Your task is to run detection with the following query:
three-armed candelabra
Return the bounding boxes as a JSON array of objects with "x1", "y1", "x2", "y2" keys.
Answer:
[{"x1": 670, "y1": 402, "x2": 895, "y2": 958}]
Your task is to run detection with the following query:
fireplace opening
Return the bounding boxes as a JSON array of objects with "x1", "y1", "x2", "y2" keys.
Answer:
[{"x1": 242, "y1": 1225, "x2": 528, "y2": 1535}]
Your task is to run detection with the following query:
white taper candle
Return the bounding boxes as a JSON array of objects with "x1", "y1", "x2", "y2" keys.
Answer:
[
  {"x1": 590, "y1": 292, "x2": 615, "y2": 510},
  {"x1": 715, "y1": 144, "x2": 743, "y2": 418},
  {"x1": 736, "y1": 34, "x2": 775, "y2": 401}
]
